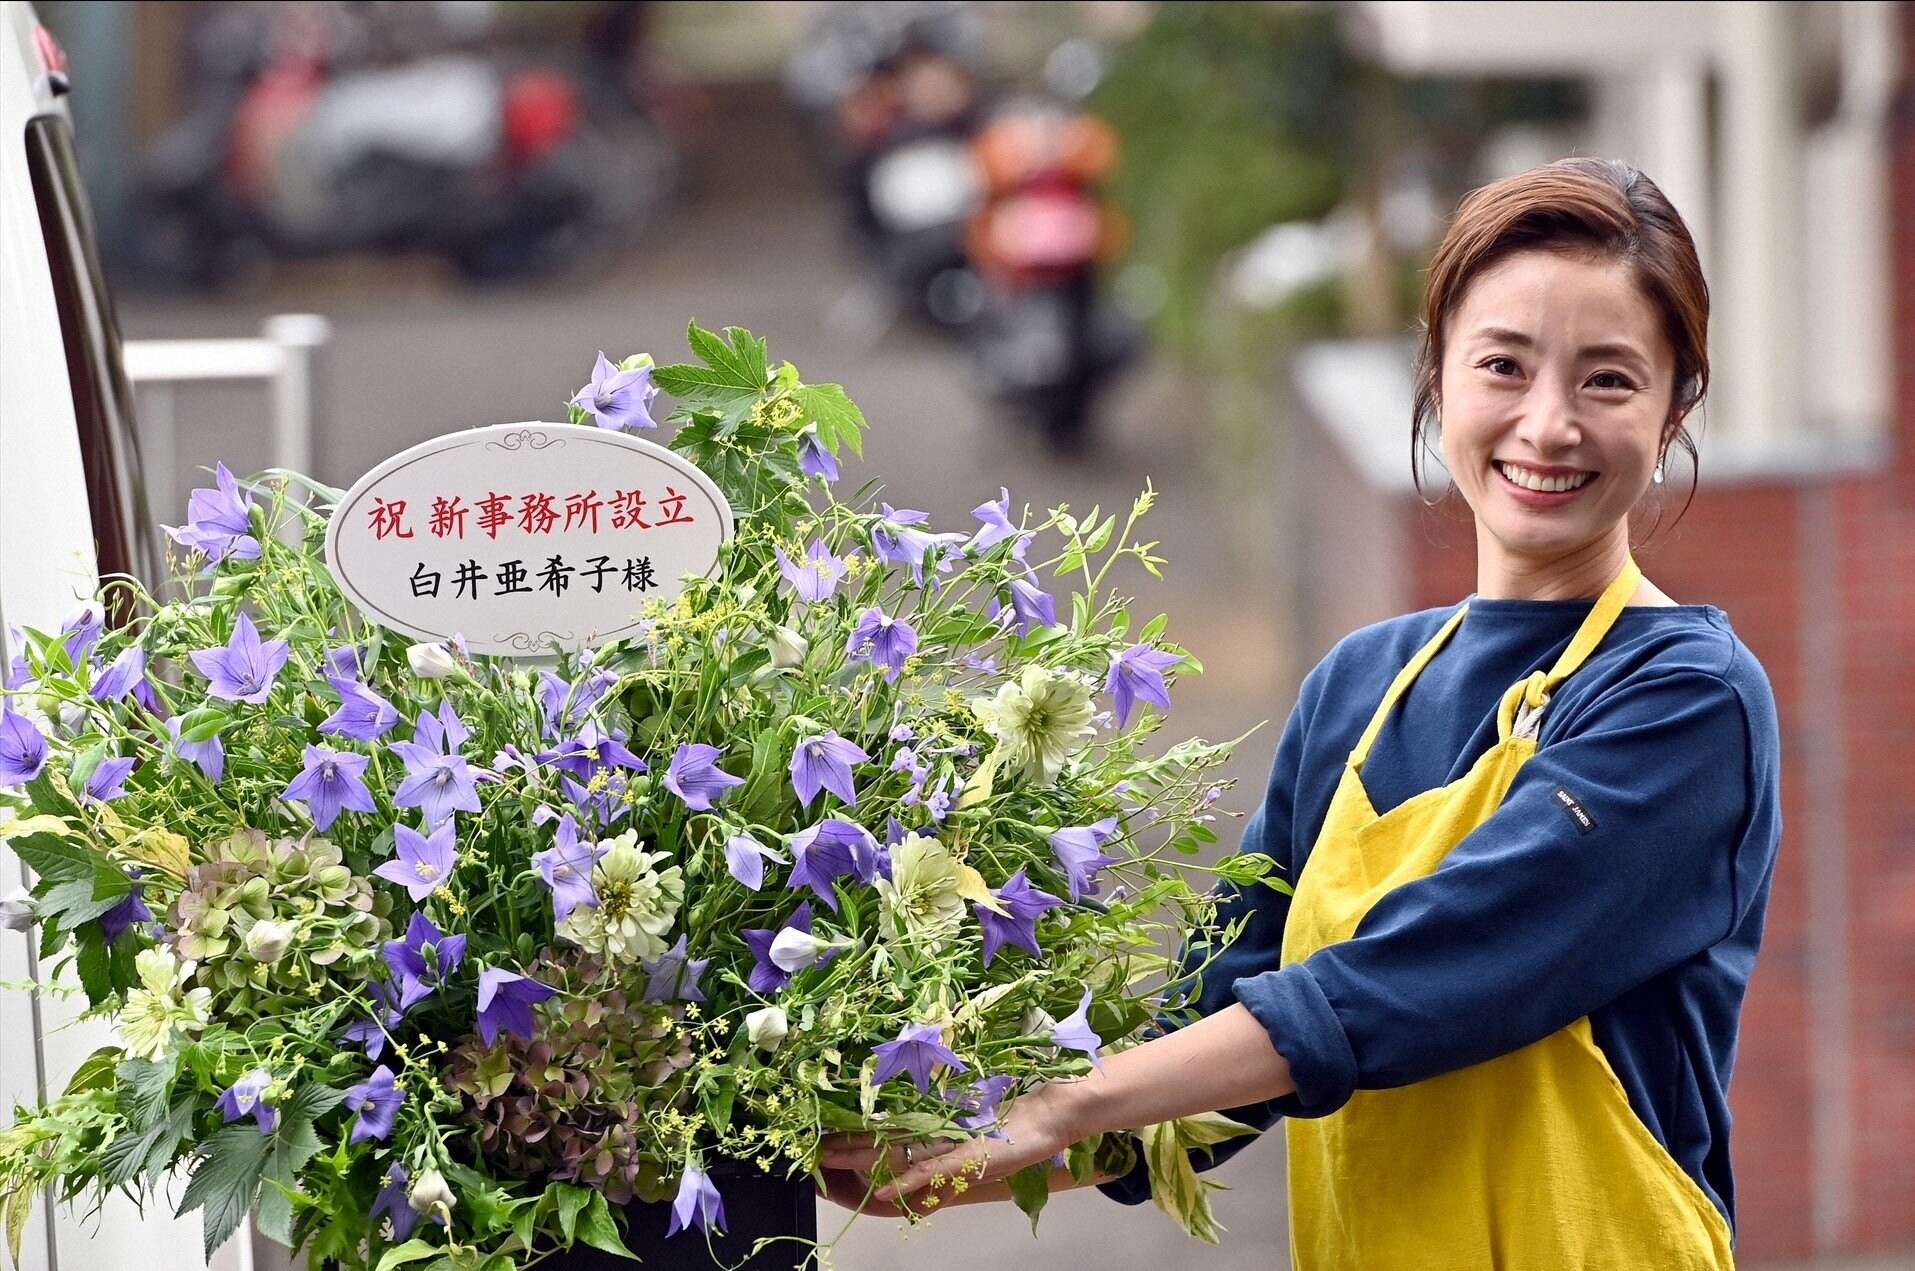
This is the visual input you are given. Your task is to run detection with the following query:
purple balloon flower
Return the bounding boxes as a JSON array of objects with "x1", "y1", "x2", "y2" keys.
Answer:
[
  {"x1": 787, "y1": 818, "x2": 880, "y2": 910},
  {"x1": 742, "y1": 902, "x2": 832, "y2": 993},
  {"x1": 1050, "y1": 989, "x2": 1104, "y2": 1070},
  {"x1": 165, "y1": 716, "x2": 225, "y2": 784},
  {"x1": 537, "y1": 668, "x2": 615, "y2": 739},
  {"x1": 0, "y1": 708, "x2": 47, "y2": 787},
  {"x1": 572, "y1": 351, "x2": 661, "y2": 431},
  {"x1": 165, "y1": 462, "x2": 260, "y2": 563},
  {"x1": 846, "y1": 608, "x2": 919, "y2": 683},
  {"x1": 90, "y1": 646, "x2": 158, "y2": 712},
  {"x1": 79, "y1": 755, "x2": 135, "y2": 805},
  {"x1": 871, "y1": 1020, "x2": 967, "y2": 1093},
  {"x1": 789, "y1": 731, "x2": 868, "y2": 808},
  {"x1": 390, "y1": 742, "x2": 480, "y2": 827},
  {"x1": 535, "y1": 721, "x2": 646, "y2": 784},
  {"x1": 951, "y1": 1073, "x2": 1017, "y2": 1133},
  {"x1": 665, "y1": 1164, "x2": 726, "y2": 1238},
  {"x1": 322, "y1": 644, "x2": 367, "y2": 680},
  {"x1": 560, "y1": 772, "x2": 631, "y2": 829},
  {"x1": 775, "y1": 540, "x2": 847, "y2": 603},
  {"x1": 1050, "y1": 817, "x2": 1120, "y2": 901},
  {"x1": 320, "y1": 676, "x2": 399, "y2": 742},
  {"x1": 98, "y1": 871, "x2": 153, "y2": 942},
  {"x1": 189, "y1": 612, "x2": 290, "y2": 705},
  {"x1": 872, "y1": 505, "x2": 963, "y2": 586},
  {"x1": 216, "y1": 1069, "x2": 277, "y2": 1135},
  {"x1": 282, "y1": 745, "x2": 376, "y2": 832},
  {"x1": 1105, "y1": 644, "x2": 1183, "y2": 728},
  {"x1": 641, "y1": 935, "x2": 711, "y2": 1003},
  {"x1": 663, "y1": 743, "x2": 744, "y2": 812},
  {"x1": 724, "y1": 832, "x2": 786, "y2": 891},
  {"x1": 381, "y1": 911, "x2": 467, "y2": 1010},
  {"x1": 797, "y1": 431, "x2": 839, "y2": 482},
  {"x1": 342, "y1": 981, "x2": 405, "y2": 1061},
  {"x1": 532, "y1": 813, "x2": 605, "y2": 922},
  {"x1": 411, "y1": 702, "x2": 470, "y2": 756},
  {"x1": 5, "y1": 627, "x2": 31, "y2": 691},
  {"x1": 975, "y1": 870, "x2": 1064, "y2": 967},
  {"x1": 371, "y1": 1164, "x2": 421, "y2": 1241},
  {"x1": 475, "y1": 967, "x2": 556, "y2": 1045},
  {"x1": 344, "y1": 1065, "x2": 404, "y2": 1143},
  {"x1": 968, "y1": 487, "x2": 1021, "y2": 552},
  {"x1": 1005, "y1": 577, "x2": 1057, "y2": 637},
  {"x1": 373, "y1": 819, "x2": 460, "y2": 902}
]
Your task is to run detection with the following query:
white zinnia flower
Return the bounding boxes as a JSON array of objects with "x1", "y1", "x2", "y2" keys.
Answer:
[
  {"x1": 875, "y1": 833, "x2": 987, "y2": 947},
  {"x1": 119, "y1": 947, "x2": 212, "y2": 1061},
  {"x1": 972, "y1": 666, "x2": 1096, "y2": 785},
  {"x1": 555, "y1": 831, "x2": 684, "y2": 962}
]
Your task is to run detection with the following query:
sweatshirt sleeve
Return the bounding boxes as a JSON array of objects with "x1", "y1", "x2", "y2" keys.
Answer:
[{"x1": 1232, "y1": 669, "x2": 1759, "y2": 1119}]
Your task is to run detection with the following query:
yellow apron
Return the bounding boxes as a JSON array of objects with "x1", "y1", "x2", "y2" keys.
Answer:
[{"x1": 1280, "y1": 560, "x2": 1736, "y2": 1270}]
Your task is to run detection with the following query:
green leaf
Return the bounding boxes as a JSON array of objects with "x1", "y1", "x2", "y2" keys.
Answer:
[
  {"x1": 575, "y1": 1191, "x2": 637, "y2": 1260},
  {"x1": 178, "y1": 1125, "x2": 273, "y2": 1261},
  {"x1": 1006, "y1": 1162, "x2": 1051, "y2": 1234},
  {"x1": 651, "y1": 364, "x2": 762, "y2": 402},
  {"x1": 101, "y1": 1095, "x2": 192, "y2": 1187},
  {"x1": 256, "y1": 1106, "x2": 326, "y2": 1244},
  {"x1": 62, "y1": 1047, "x2": 122, "y2": 1095},
  {"x1": 553, "y1": 1182, "x2": 592, "y2": 1245},
  {"x1": 653, "y1": 322, "x2": 770, "y2": 401},
  {"x1": 73, "y1": 927, "x2": 113, "y2": 1004},
  {"x1": 374, "y1": 1238, "x2": 447, "y2": 1271},
  {"x1": 1171, "y1": 1111, "x2": 1258, "y2": 1149},
  {"x1": 117, "y1": 1056, "x2": 176, "y2": 1127},
  {"x1": 281, "y1": 1082, "x2": 346, "y2": 1123},
  {"x1": 175, "y1": 706, "x2": 230, "y2": 744},
  {"x1": 5, "y1": 1174, "x2": 36, "y2": 1269},
  {"x1": 794, "y1": 383, "x2": 867, "y2": 458}
]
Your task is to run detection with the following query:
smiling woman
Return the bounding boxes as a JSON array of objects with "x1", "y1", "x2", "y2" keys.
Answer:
[
  {"x1": 823, "y1": 159, "x2": 1782, "y2": 1271},
  {"x1": 1414, "y1": 156, "x2": 1711, "y2": 600}
]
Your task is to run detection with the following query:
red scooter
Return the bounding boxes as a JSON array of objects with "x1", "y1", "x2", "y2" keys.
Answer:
[{"x1": 962, "y1": 100, "x2": 1131, "y2": 450}]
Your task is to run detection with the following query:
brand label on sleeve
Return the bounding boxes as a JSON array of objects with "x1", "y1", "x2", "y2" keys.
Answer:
[{"x1": 1552, "y1": 786, "x2": 1597, "y2": 834}]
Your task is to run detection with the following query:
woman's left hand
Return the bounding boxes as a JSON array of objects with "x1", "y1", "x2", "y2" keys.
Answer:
[{"x1": 817, "y1": 1081, "x2": 1081, "y2": 1210}]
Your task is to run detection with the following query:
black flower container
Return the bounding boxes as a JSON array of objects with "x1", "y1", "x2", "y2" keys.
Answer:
[{"x1": 547, "y1": 1166, "x2": 818, "y2": 1271}]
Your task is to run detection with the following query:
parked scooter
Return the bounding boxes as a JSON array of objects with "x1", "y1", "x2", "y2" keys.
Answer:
[
  {"x1": 784, "y1": 2, "x2": 988, "y2": 327},
  {"x1": 962, "y1": 82, "x2": 1134, "y2": 450},
  {"x1": 126, "y1": 3, "x2": 677, "y2": 290}
]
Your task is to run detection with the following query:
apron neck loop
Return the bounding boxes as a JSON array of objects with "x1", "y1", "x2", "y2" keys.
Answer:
[
  {"x1": 1497, "y1": 557, "x2": 1643, "y2": 740},
  {"x1": 1349, "y1": 559, "x2": 1644, "y2": 771}
]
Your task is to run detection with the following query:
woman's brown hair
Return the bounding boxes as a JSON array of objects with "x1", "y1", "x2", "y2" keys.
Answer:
[{"x1": 1411, "y1": 158, "x2": 1709, "y2": 512}]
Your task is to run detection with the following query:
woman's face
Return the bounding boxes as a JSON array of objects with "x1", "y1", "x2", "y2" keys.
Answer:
[{"x1": 1438, "y1": 249, "x2": 1678, "y2": 592}]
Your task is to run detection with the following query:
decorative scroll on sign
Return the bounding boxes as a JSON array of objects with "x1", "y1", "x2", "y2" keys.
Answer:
[{"x1": 323, "y1": 423, "x2": 733, "y2": 656}]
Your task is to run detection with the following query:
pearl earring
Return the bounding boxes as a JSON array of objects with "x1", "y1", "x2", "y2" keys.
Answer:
[{"x1": 1653, "y1": 455, "x2": 1665, "y2": 485}]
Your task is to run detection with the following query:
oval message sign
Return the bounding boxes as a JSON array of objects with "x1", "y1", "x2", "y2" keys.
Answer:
[{"x1": 324, "y1": 423, "x2": 733, "y2": 656}]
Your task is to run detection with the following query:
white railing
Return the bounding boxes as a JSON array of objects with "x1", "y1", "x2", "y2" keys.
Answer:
[{"x1": 122, "y1": 313, "x2": 331, "y2": 489}]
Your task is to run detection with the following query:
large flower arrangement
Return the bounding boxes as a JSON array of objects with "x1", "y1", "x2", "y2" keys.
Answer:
[{"x1": 0, "y1": 326, "x2": 1277, "y2": 1269}]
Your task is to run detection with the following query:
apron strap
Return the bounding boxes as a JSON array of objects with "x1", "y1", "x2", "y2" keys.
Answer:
[
  {"x1": 1497, "y1": 557, "x2": 1644, "y2": 741},
  {"x1": 1349, "y1": 605, "x2": 1469, "y2": 770}
]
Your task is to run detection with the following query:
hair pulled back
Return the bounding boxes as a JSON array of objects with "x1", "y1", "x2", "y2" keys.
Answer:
[{"x1": 1412, "y1": 158, "x2": 1709, "y2": 496}]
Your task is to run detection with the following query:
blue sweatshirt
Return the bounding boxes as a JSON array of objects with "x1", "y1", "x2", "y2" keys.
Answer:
[{"x1": 1100, "y1": 599, "x2": 1782, "y2": 1232}]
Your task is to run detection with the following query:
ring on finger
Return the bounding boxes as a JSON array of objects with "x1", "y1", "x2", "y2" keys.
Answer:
[{"x1": 902, "y1": 1143, "x2": 915, "y2": 1169}]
